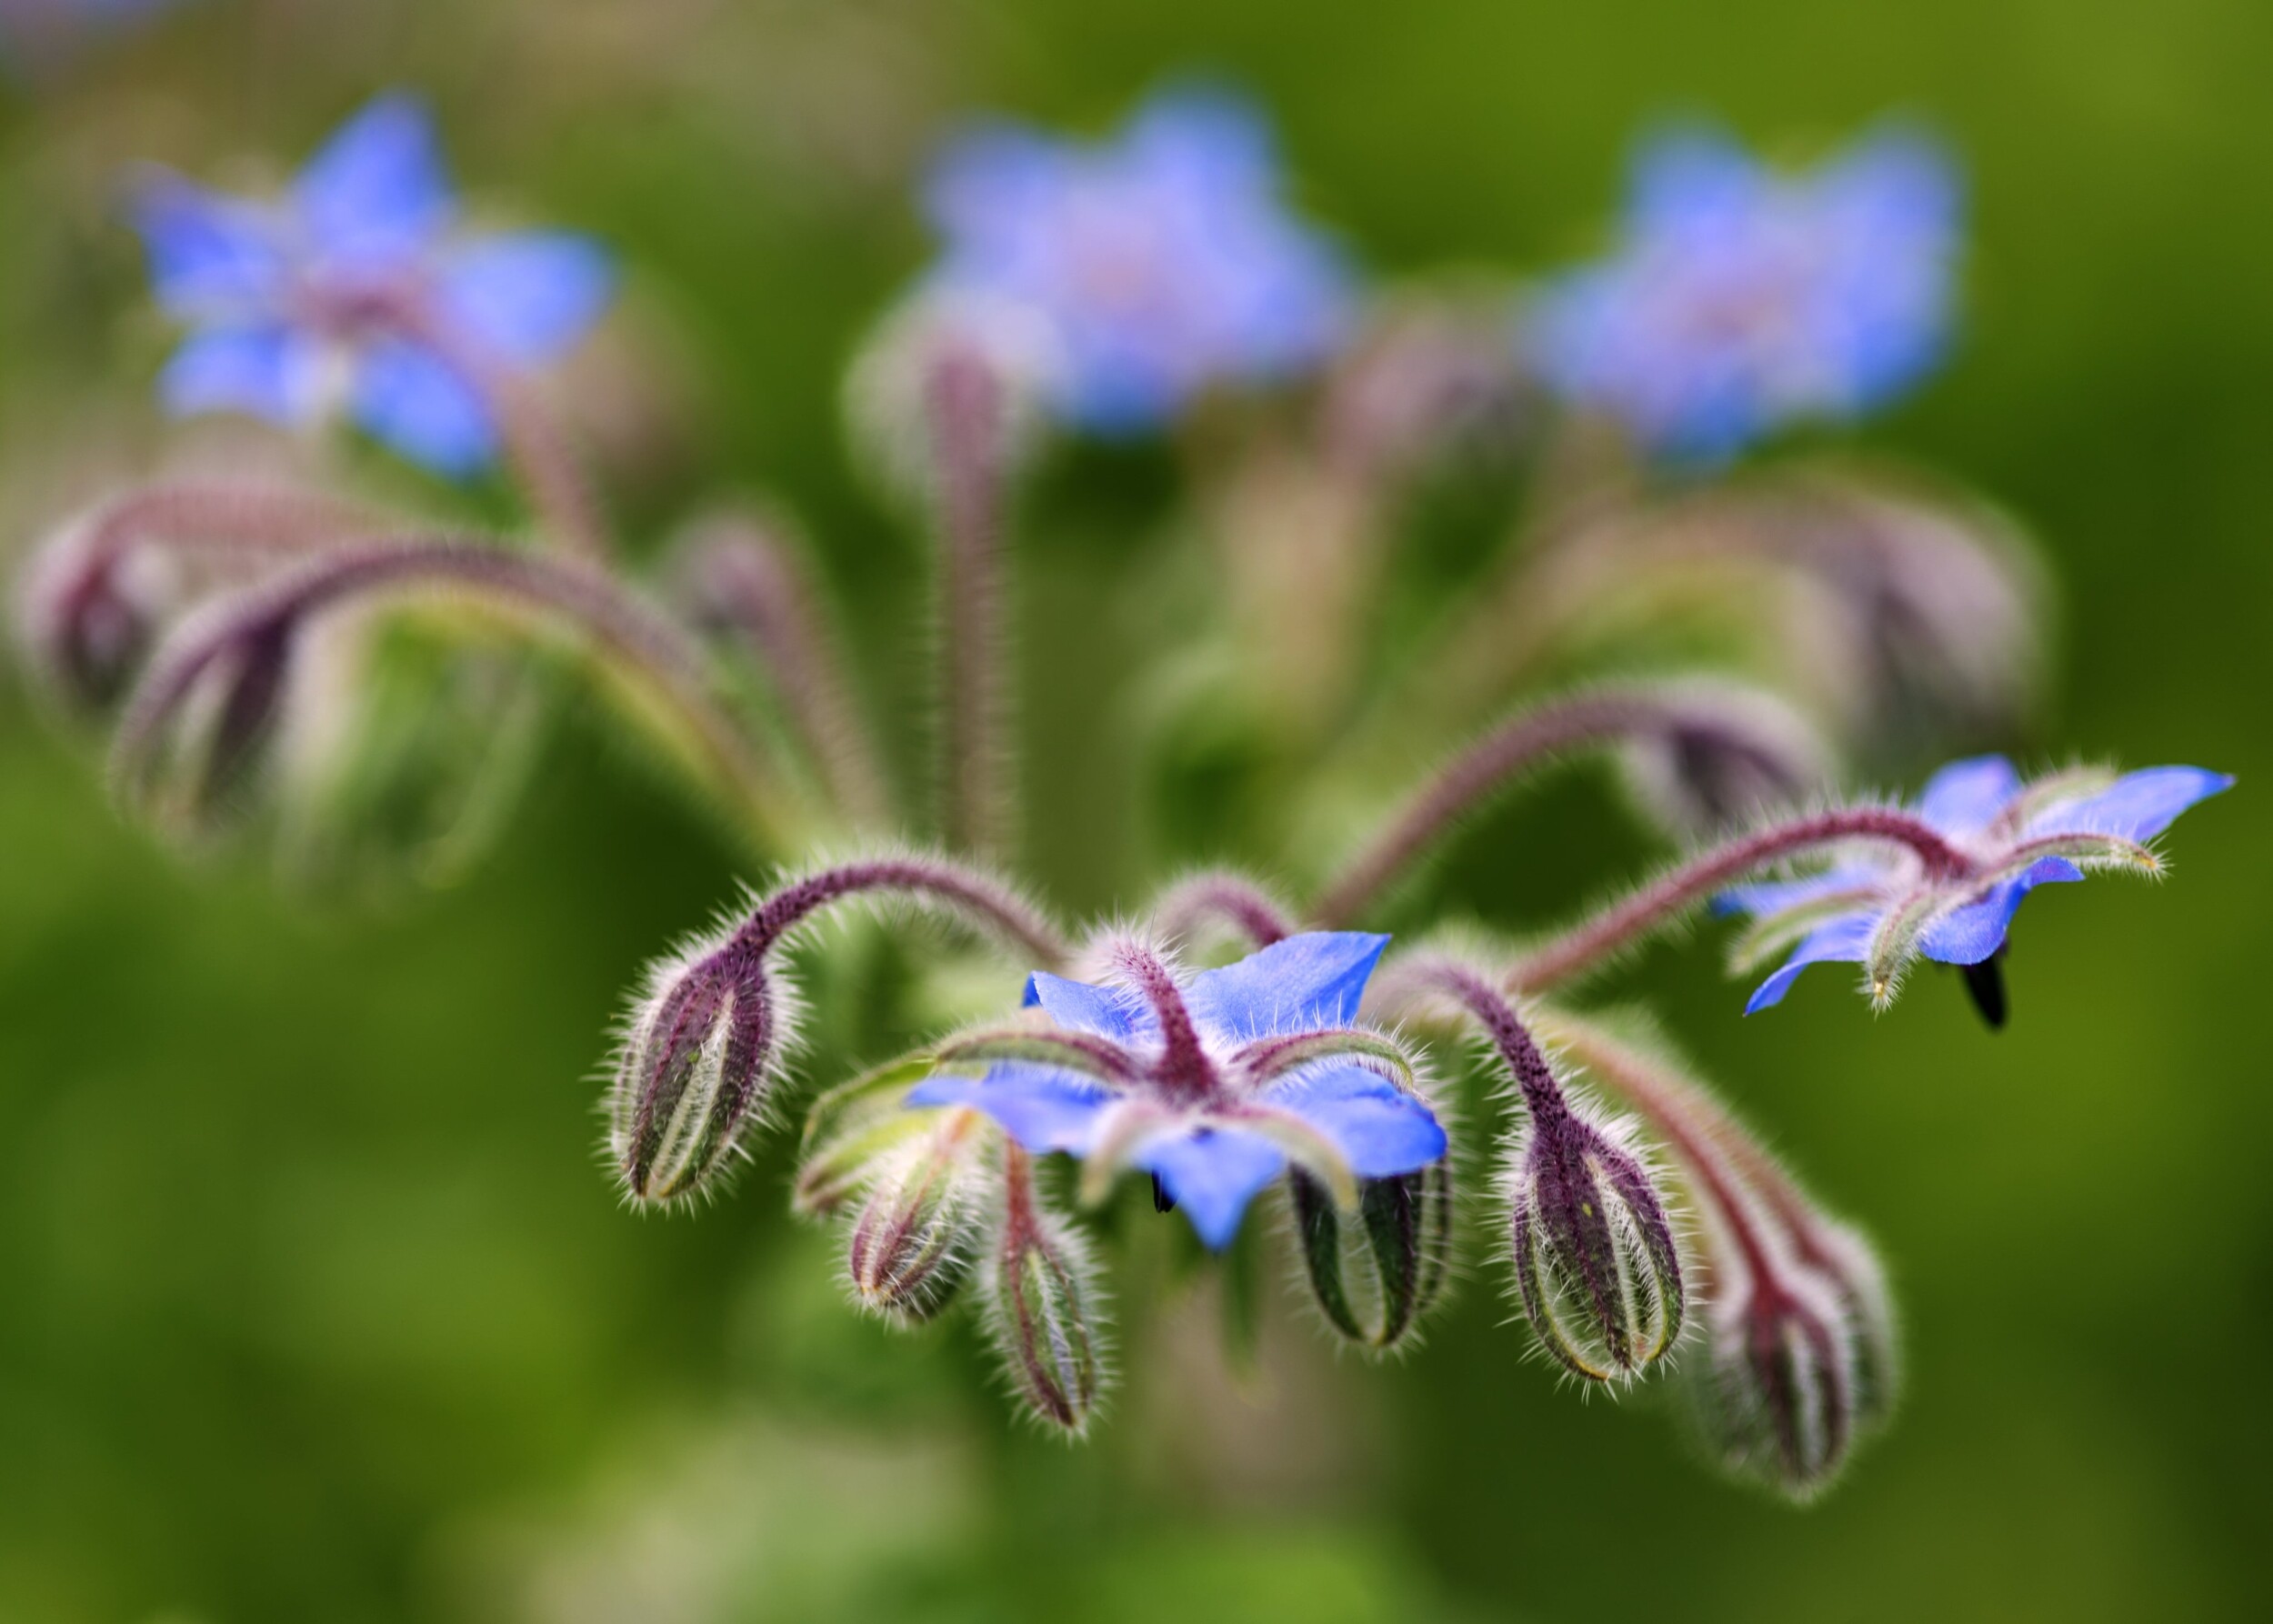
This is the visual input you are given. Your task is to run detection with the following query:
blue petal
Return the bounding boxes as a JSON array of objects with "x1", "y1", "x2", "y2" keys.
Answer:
[
  {"x1": 1022, "y1": 972, "x2": 1150, "y2": 1043},
  {"x1": 1626, "y1": 125, "x2": 1763, "y2": 233},
  {"x1": 440, "y1": 233, "x2": 615, "y2": 364},
  {"x1": 130, "y1": 175, "x2": 286, "y2": 316},
  {"x1": 906, "y1": 1062, "x2": 1113, "y2": 1153},
  {"x1": 295, "y1": 93, "x2": 452, "y2": 268},
  {"x1": 352, "y1": 339, "x2": 496, "y2": 476},
  {"x1": 158, "y1": 325, "x2": 324, "y2": 424},
  {"x1": 1263, "y1": 1064, "x2": 1446, "y2": 1178},
  {"x1": 1133, "y1": 1127, "x2": 1286, "y2": 1250},
  {"x1": 1745, "y1": 911, "x2": 1876, "y2": 1014},
  {"x1": 1183, "y1": 931, "x2": 1389, "y2": 1043},
  {"x1": 1713, "y1": 865, "x2": 1883, "y2": 919},
  {"x1": 1915, "y1": 755, "x2": 2022, "y2": 835},
  {"x1": 1918, "y1": 858, "x2": 2085, "y2": 967},
  {"x1": 2029, "y1": 767, "x2": 2234, "y2": 845}
]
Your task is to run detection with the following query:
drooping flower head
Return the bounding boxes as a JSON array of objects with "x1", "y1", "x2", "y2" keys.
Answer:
[
  {"x1": 918, "y1": 84, "x2": 1354, "y2": 436},
  {"x1": 1717, "y1": 756, "x2": 2232, "y2": 1018},
  {"x1": 909, "y1": 932, "x2": 1446, "y2": 1248},
  {"x1": 130, "y1": 94, "x2": 614, "y2": 477},
  {"x1": 1530, "y1": 122, "x2": 1961, "y2": 461}
]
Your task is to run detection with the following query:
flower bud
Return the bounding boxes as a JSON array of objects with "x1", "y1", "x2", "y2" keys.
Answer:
[
  {"x1": 118, "y1": 616, "x2": 297, "y2": 831},
  {"x1": 987, "y1": 1160, "x2": 1106, "y2": 1433},
  {"x1": 1509, "y1": 1105, "x2": 1686, "y2": 1381},
  {"x1": 1680, "y1": 1188, "x2": 1899, "y2": 1500},
  {"x1": 845, "y1": 1108, "x2": 993, "y2": 1322},
  {"x1": 17, "y1": 531, "x2": 174, "y2": 715},
  {"x1": 1621, "y1": 687, "x2": 1827, "y2": 836},
  {"x1": 608, "y1": 936, "x2": 778, "y2": 1204},
  {"x1": 843, "y1": 288, "x2": 1061, "y2": 506},
  {"x1": 1291, "y1": 1160, "x2": 1454, "y2": 1351}
]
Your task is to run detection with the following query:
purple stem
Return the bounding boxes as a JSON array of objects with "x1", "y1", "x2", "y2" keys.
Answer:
[
  {"x1": 926, "y1": 347, "x2": 1013, "y2": 857},
  {"x1": 676, "y1": 514, "x2": 891, "y2": 825},
  {"x1": 1151, "y1": 871, "x2": 1297, "y2": 949},
  {"x1": 739, "y1": 856, "x2": 1066, "y2": 968},
  {"x1": 1313, "y1": 687, "x2": 1801, "y2": 927},
  {"x1": 1507, "y1": 807, "x2": 1974, "y2": 994},
  {"x1": 1387, "y1": 957, "x2": 1568, "y2": 1122},
  {"x1": 110, "y1": 535, "x2": 785, "y2": 836}
]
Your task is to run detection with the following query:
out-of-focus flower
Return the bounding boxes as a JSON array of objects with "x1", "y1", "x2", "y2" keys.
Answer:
[
  {"x1": 908, "y1": 932, "x2": 1446, "y2": 1248},
  {"x1": 1530, "y1": 123, "x2": 1960, "y2": 460},
  {"x1": 918, "y1": 84, "x2": 1352, "y2": 435},
  {"x1": 129, "y1": 94, "x2": 614, "y2": 477},
  {"x1": 1717, "y1": 755, "x2": 2232, "y2": 1016}
]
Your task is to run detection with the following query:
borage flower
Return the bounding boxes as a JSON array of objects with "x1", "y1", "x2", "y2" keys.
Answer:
[
  {"x1": 131, "y1": 93, "x2": 613, "y2": 477},
  {"x1": 909, "y1": 932, "x2": 1447, "y2": 1248},
  {"x1": 1530, "y1": 122, "x2": 1959, "y2": 460},
  {"x1": 1718, "y1": 756, "x2": 2232, "y2": 1018},
  {"x1": 920, "y1": 84, "x2": 1353, "y2": 435}
]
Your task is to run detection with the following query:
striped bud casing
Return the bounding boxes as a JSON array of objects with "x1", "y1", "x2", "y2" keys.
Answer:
[
  {"x1": 1509, "y1": 1104, "x2": 1685, "y2": 1381},
  {"x1": 845, "y1": 1108, "x2": 993, "y2": 1321},
  {"x1": 18, "y1": 534, "x2": 169, "y2": 715},
  {"x1": 988, "y1": 1148, "x2": 1105, "y2": 1433},
  {"x1": 125, "y1": 618, "x2": 296, "y2": 827},
  {"x1": 609, "y1": 936, "x2": 778, "y2": 1204},
  {"x1": 1292, "y1": 1161, "x2": 1454, "y2": 1351}
]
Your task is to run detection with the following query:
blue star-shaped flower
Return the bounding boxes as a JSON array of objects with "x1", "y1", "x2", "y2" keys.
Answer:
[
  {"x1": 1717, "y1": 756, "x2": 2232, "y2": 1015},
  {"x1": 908, "y1": 932, "x2": 1446, "y2": 1248},
  {"x1": 130, "y1": 93, "x2": 614, "y2": 477},
  {"x1": 1530, "y1": 122, "x2": 1961, "y2": 461},
  {"x1": 918, "y1": 83, "x2": 1354, "y2": 436}
]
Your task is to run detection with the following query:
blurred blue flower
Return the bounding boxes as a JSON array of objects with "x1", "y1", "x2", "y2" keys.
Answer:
[
  {"x1": 129, "y1": 94, "x2": 614, "y2": 478},
  {"x1": 919, "y1": 85, "x2": 1354, "y2": 435},
  {"x1": 1717, "y1": 756, "x2": 2231, "y2": 1014},
  {"x1": 909, "y1": 932, "x2": 1445, "y2": 1248},
  {"x1": 1530, "y1": 122, "x2": 1961, "y2": 461}
]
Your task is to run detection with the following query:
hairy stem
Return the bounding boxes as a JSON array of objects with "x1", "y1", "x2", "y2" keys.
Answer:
[
  {"x1": 1314, "y1": 687, "x2": 1805, "y2": 927},
  {"x1": 742, "y1": 855, "x2": 1066, "y2": 968},
  {"x1": 676, "y1": 513, "x2": 892, "y2": 826},
  {"x1": 1508, "y1": 808, "x2": 1973, "y2": 993},
  {"x1": 1151, "y1": 871, "x2": 1297, "y2": 949},
  {"x1": 1378, "y1": 956, "x2": 1567, "y2": 1122},
  {"x1": 927, "y1": 347, "x2": 1013, "y2": 857}
]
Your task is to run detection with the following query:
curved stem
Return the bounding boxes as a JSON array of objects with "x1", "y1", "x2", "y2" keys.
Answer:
[
  {"x1": 743, "y1": 856, "x2": 1066, "y2": 968},
  {"x1": 73, "y1": 480, "x2": 379, "y2": 567},
  {"x1": 1507, "y1": 808, "x2": 1973, "y2": 994},
  {"x1": 111, "y1": 535, "x2": 792, "y2": 843},
  {"x1": 1314, "y1": 687, "x2": 1808, "y2": 927},
  {"x1": 1377, "y1": 955, "x2": 1567, "y2": 1122},
  {"x1": 1151, "y1": 871, "x2": 1296, "y2": 949},
  {"x1": 675, "y1": 513, "x2": 892, "y2": 827}
]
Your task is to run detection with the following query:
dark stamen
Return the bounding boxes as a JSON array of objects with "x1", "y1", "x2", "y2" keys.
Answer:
[
  {"x1": 1151, "y1": 1173, "x2": 1177, "y2": 1214},
  {"x1": 1959, "y1": 955, "x2": 2008, "y2": 1030}
]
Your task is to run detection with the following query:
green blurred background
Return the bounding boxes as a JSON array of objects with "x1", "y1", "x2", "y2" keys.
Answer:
[{"x1": 3, "y1": 2, "x2": 2268, "y2": 1619}]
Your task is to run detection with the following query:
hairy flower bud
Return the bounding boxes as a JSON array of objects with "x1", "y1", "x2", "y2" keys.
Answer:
[
  {"x1": 115, "y1": 612, "x2": 297, "y2": 831},
  {"x1": 16, "y1": 531, "x2": 173, "y2": 715},
  {"x1": 1292, "y1": 1161, "x2": 1454, "y2": 1351},
  {"x1": 845, "y1": 1108, "x2": 993, "y2": 1321},
  {"x1": 1620, "y1": 686, "x2": 1827, "y2": 835},
  {"x1": 844, "y1": 289, "x2": 1060, "y2": 506},
  {"x1": 1509, "y1": 1105, "x2": 1686, "y2": 1381},
  {"x1": 609, "y1": 935, "x2": 778, "y2": 1204},
  {"x1": 987, "y1": 1149, "x2": 1106, "y2": 1433}
]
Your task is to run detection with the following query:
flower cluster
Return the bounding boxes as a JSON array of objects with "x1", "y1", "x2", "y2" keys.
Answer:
[{"x1": 10, "y1": 83, "x2": 2231, "y2": 1501}]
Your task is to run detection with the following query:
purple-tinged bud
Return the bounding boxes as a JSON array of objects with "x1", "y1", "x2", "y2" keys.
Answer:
[
  {"x1": 608, "y1": 934, "x2": 779, "y2": 1205},
  {"x1": 1292, "y1": 1160, "x2": 1454, "y2": 1351},
  {"x1": 1509, "y1": 1102, "x2": 1686, "y2": 1381},
  {"x1": 16, "y1": 533, "x2": 172, "y2": 715},
  {"x1": 845, "y1": 1108, "x2": 993, "y2": 1321},
  {"x1": 844, "y1": 289, "x2": 1060, "y2": 506},
  {"x1": 114, "y1": 611, "x2": 297, "y2": 830},
  {"x1": 1319, "y1": 290, "x2": 1537, "y2": 483},
  {"x1": 986, "y1": 1145, "x2": 1106, "y2": 1433},
  {"x1": 1620, "y1": 685, "x2": 1828, "y2": 836}
]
